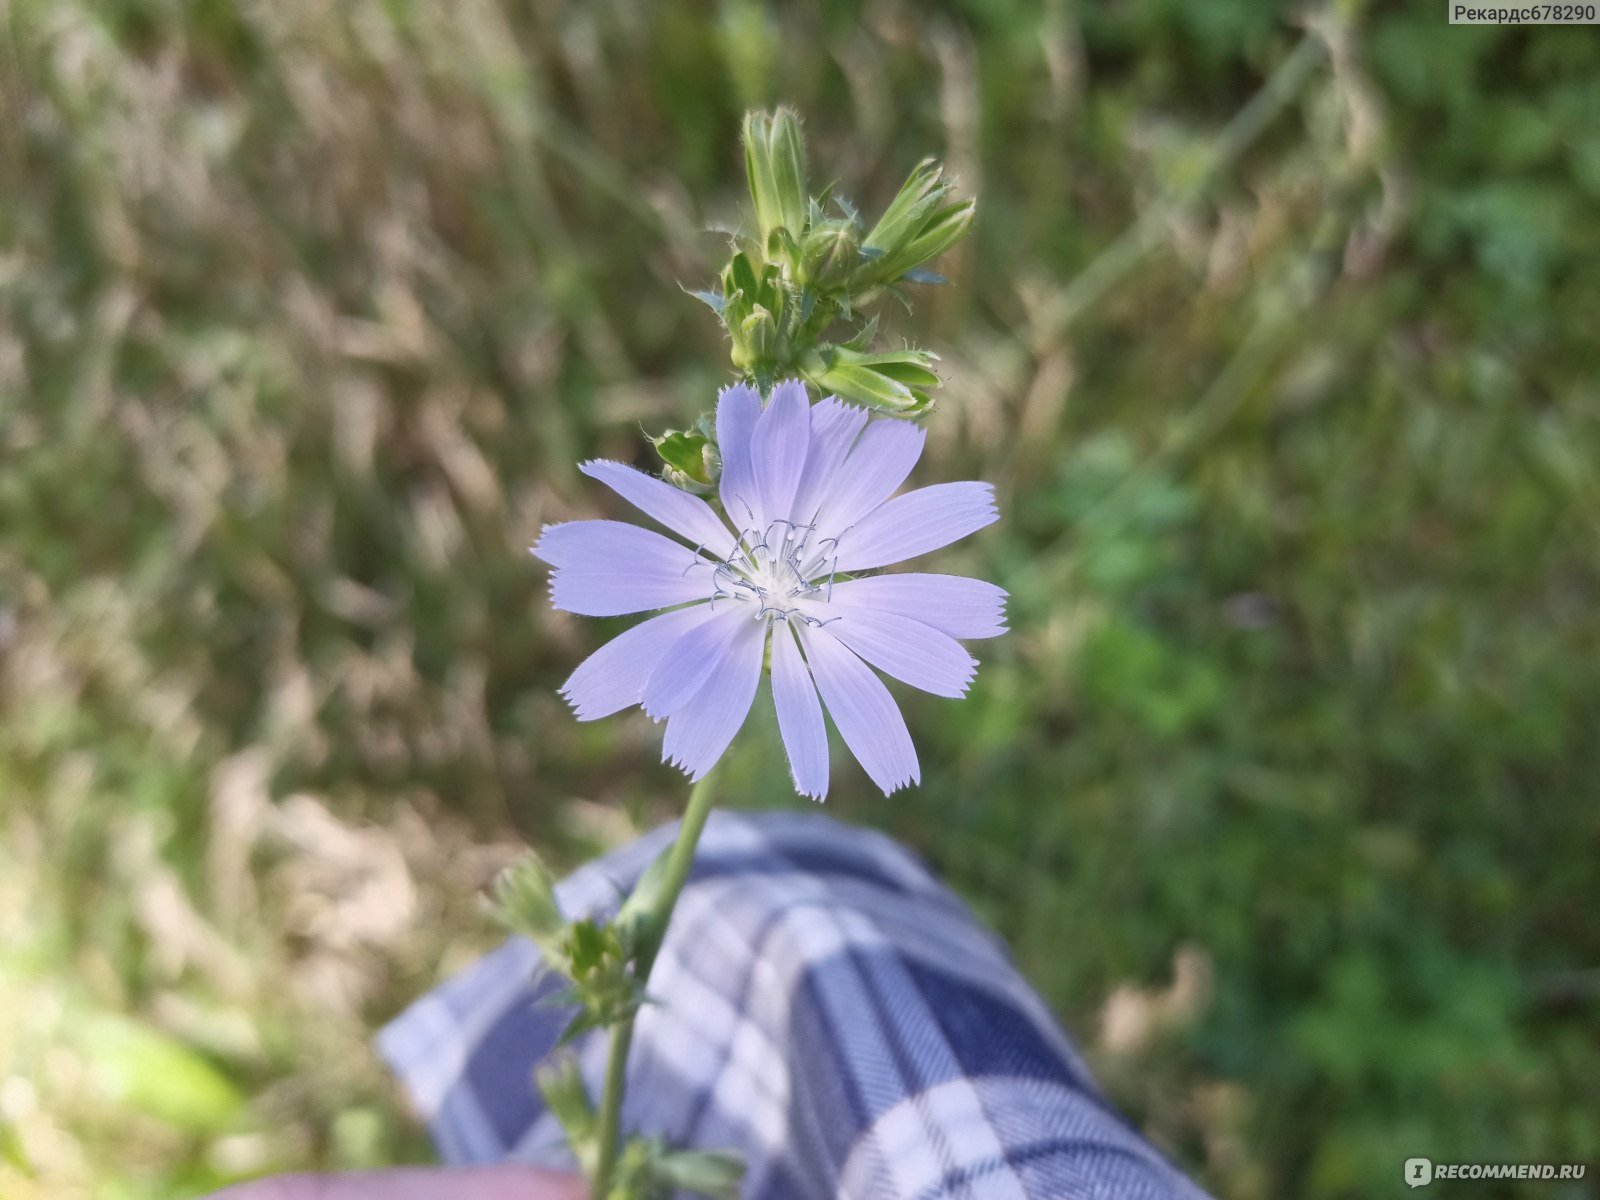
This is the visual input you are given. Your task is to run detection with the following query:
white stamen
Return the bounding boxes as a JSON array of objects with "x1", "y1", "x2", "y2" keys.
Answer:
[{"x1": 711, "y1": 519, "x2": 839, "y2": 627}]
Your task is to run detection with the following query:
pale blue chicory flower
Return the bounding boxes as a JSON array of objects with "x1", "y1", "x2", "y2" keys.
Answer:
[{"x1": 533, "y1": 381, "x2": 1004, "y2": 799}]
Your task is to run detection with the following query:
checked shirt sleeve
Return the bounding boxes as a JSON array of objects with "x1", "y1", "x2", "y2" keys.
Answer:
[{"x1": 378, "y1": 812, "x2": 1212, "y2": 1200}]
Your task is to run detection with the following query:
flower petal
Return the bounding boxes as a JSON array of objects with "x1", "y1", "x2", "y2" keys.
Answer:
[
  {"x1": 825, "y1": 573, "x2": 1008, "y2": 640},
  {"x1": 831, "y1": 482, "x2": 998, "y2": 573},
  {"x1": 535, "y1": 520, "x2": 718, "y2": 616},
  {"x1": 799, "y1": 625, "x2": 919, "y2": 795},
  {"x1": 770, "y1": 620, "x2": 829, "y2": 801},
  {"x1": 815, "y1": 609, "x2": 976, "y2": 698},
  {"x1": 578, "y1": 460, "x2": 736, "y2": 558},
  {"x1": 790, "y1": 397, "x2": 869, "y2": 527},
  {"x1": 716, "y1": 383, "x2": 762, "y2": 536},
  {"x1": 547, "y1": 569, "x2": 713, "y2": 617},
  {"x1": 532, "y1": 520, "x2": 706, "y2": 572},
  {"x1": 641, "y1": 607, "x2": 747, "y2": 720},
  {"x1": 661, "y1": 617, "x2": 767, "y2": 781},
  {"x1": 559, "y1": 604, "x2": 721, "y2": 721},
  {"x1": 813, "y1": 419, "x2": 925, "y2": 541},
  {"x1": 749, "y1": 380, "x2": 811, "y2": 531}
]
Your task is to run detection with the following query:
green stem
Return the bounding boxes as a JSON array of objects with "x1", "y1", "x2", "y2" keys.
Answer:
[
  {"x1": 592, "y1": 1018, "x2": 635, "y2": 1196},
  {"x1": 591, "y1": 769, "x2": 721, "y2": 1194}
]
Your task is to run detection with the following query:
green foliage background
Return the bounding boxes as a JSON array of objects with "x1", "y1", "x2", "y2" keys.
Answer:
[{"x1": 2, "y1": 1, "x2": 1597, "y2": 1197}]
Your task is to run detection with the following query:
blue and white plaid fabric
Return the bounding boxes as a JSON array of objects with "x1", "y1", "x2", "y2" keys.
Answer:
[{"x1": 379, "y1": 811, "x2": 1210, "y2": 1199}]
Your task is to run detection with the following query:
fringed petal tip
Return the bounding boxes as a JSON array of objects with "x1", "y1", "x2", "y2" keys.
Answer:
[
  {"x1": 662, "y1": 751, "x2": 711, "y2": 783},
  {"x1": 767, "y1": 379, "x2": 810, "y2": 404},
  {"x1": 716, "y1": 381, "x2": 762, "y2": 406},
  {"x1": 545, "y1": 572, "x2": 568, "y2": 613},
  {"x1": 555, "y1": 683, "x2": 598, "y2": 723},
  {"x1": 528, "y1": 522, "x2": 567, "y2": 565},
  {"x1": 872, "y1": 762, "x2": 921, "y2": 797}
]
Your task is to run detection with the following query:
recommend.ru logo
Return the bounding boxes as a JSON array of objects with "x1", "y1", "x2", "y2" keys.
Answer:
[{"x1": 1405, "y1": 1157, "x2": 1587, "y2": 1186}]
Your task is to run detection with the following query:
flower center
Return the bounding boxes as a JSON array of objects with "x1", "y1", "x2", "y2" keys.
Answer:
[{"x1": 712, "y1": 520, "x2": 837, "y2": 625}]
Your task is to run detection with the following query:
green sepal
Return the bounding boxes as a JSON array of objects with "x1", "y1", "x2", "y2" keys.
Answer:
[
  {"x1": 792, "y1": 286, "x2": 818, "y2": 330},
  {"x1": 766, "y1": 225, "x2": 802, "y2": 273},
  {"x1": 724, "y1": 252, "x2": 761, "y2": 304},
  {"x1": 840, "y1": 314, "x2": 880, "y2": 352},
  {"x1": 750, "y1": 361, "x2": 776, "y2": 397}
]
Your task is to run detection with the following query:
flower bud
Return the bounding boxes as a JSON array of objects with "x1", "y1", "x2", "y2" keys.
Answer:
[
  {"x1": 743, "y1": 108, "x2": 808, "y2": 245},
  {"x1": 860, "y1": 158, "x2": 974, "y2": 286},
  {"x1": 865, "y1": 159, "x2": 945, "y2": 251},
  {"x1": 490, "y1": 855, "x2": 564, "y2": 949},
  {"x1": 894, "y1": 198, "x2": 974, "y2": 278},
  {"x1": 738, "y1": 304, "x2": 781, "y2": 367},
  {"x1": 799, "y1": 344, "x2": 941, "y2": 414},
  {"x1": 797, "y1": 218, "x2": 861, "y2": 289},
  {"x1": 650, "y1": 426, "x2": 716, "y2": 491}
]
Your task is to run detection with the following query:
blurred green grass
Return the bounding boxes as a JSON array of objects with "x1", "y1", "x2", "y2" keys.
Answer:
[{"x1": 2, "y1": 1, "x2": 1598, "y2": 1197}]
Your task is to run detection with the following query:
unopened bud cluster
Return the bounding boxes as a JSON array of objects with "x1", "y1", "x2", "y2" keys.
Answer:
[{"x1": 666, "y1": 107, "x2": 974, "y2": 477}]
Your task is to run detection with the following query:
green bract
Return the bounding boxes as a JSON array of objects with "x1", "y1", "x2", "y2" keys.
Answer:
[{"x1": 649, "y1": 421, "x2": 717, "y2": 491}]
